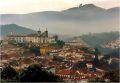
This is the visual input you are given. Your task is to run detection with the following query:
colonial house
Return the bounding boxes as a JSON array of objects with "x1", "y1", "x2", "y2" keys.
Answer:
[{"x1": 56, "y1": 68, "x2": 104, "y2": 81}]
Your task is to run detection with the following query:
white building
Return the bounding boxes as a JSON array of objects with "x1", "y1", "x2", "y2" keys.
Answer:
[{"x1": 7, "y1": 29, "x2": 58, "y2": 45}]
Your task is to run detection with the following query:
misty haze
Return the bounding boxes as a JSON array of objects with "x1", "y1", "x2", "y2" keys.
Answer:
[
  {"x1": 1, "y1": 4, "x2": 119, "y2": 36},
  {"x1": 0, "y1": 1, "x2": 120, "y2": 83}
]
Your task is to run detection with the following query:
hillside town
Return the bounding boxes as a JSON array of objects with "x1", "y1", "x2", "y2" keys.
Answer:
[
  {"x1": 0, "y1": 29, "x2": 108, "y2": 82},
  {"x1": 0, "y1": 0, "x2": 120, "y2": 82},
  {"x1": 102, "y1": 39, "x2": 120, "y2": 49}
]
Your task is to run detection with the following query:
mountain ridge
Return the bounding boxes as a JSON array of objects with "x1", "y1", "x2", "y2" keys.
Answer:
[
  {"x1": 1, "y1": 4, "x2": 119, "y2": 15},
  {"x1": 1, "y1": 4, "x2": 119, "y2": 35},
  {"x1": 0, "y1": 24, "x2": 36, "y2": 39}
]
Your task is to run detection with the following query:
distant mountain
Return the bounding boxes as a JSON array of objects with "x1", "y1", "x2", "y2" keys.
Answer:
[
  {"x1": 102, "y1": 38, "x2": 120, "y2": 49},
  {"x1": 0, "y1": 24, "x2": 36, "y2": 39},
  {"x1": 70, "y1": 31, "x2": 119, "y2": 48},
  {"x1": 68, "y1": 31, "x2": 119, "y2": 54},
  {"x1": 1, "y1": 4, "x2": 119, "y2": 35},
  {"x1": 80, "y1": 31, "x2": 119, "y2": 48}
]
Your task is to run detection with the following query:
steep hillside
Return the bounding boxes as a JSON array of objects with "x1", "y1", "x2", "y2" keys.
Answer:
[{"x1": 80, "y1": 32, "x2": 119, "y2": 48}]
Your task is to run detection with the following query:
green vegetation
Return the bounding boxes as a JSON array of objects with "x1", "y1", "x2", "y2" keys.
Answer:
[
  {"x1": 81, "y1": 32, "x2": 119, "y2": 48},
  {"x1": 1, "y1": 64, "x2": 63, "y2": 82},
  {"x1": 1, "y1": 66, "x2": 18, "y2": 82},
  {"x1": 108, "y1": 48, "x2": 119, "y2": 58},
  {"x1": 103, "y1": 70, "x2": 119, "y2": 82},
  {"x1": 92, "y1": 48, "x2": 101, "y2": 67},
  {"x1": 78, "y1": 61, "x2": 87, "y2": 68},
  {"x1": 56, "y1": 40, "x2": 65, "y2": 48},
  {"x1": 20, "y1": 64, "x2": 63, "y2": 82},
  {"x1": 29, "y1": 46, "x2": 40, "y2": 56},
  {"x1": 94, "y1": 48, "x2": 100, "y2": 55}
]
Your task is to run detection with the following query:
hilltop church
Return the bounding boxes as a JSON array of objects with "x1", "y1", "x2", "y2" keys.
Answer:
[{"x1": 7, "y1": 29, "x2": 58, "y2": 45}]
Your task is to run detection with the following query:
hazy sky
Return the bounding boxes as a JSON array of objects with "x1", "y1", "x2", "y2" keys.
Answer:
[{"x1": 0, "y1": 0, "x2": 119, "y2": 14}]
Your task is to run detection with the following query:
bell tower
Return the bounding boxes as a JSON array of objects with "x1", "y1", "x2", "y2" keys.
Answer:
[
  {"x1": 45, "y1": 28, "x2": 48, "y2": 38},
  {"x1": 37, "y1": 28, "x2": 41, "y2": 37},
  {"x1": 37, "y1": 28, "x2": 41, "y2": 45}
]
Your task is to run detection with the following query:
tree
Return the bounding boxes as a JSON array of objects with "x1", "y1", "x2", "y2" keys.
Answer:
[
  {"x1": 103, "y1": 70, "x2": 119, "y2": 82},
  {"x1": 78, "y1": 61, "x2": 87, "y2": 68},
  {"x1": 30, "y1": 46, "x2": 40, "y2": 56},
  {"x1": 56, "y1": 40, "x2": 65, "y2": 48},
  {"x1": 19, "y1": 64, "x2": 63, "y2": 82},
  {"x1": 92, "y1": 48, "x2": 100, "y2": 66},
  {"x1": 1, "y1": 66, "x2": 18, "y2": 82},
  {"x1": 94, "y1": 48, "x2": 100, "y2": 56},
  {"x1": 92, "y1": 57, "x2": 99, "y2": 66}
]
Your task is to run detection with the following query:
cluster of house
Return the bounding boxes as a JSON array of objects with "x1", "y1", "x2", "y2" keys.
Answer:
[
  {"x1": 1, "y1": 29, "x2": 106, "y2": 82},
  {"x1": 65, "y1": 37, "x2": 87, "y2": 46},
  {"x1": 46, "y1": 45, "x2": 104, "y2": 82},
  {"x1": 56, "y1": 68, "x2": 104, "y2": 82},
  {"x1": 47, "y1": 59, "x2": 104, "y2": 82},
  {"x1": 49, "y1": 45, "x2": 95, "y2": 62},
  {"x1": 102, "y1": 38, "x2": 120, "y2": 49},
  {"x1": 1, "y1": 42, "x2": 105, "y2": 82}
]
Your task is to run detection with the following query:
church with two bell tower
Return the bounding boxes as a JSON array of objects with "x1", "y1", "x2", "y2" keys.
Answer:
[{"x1": 7, "y1": 28, "x2": 58, "y2": 45}]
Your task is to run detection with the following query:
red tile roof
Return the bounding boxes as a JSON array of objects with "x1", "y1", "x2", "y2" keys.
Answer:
[{"x1": 56, "y1": 69, "x2": 79, "y2": 75}]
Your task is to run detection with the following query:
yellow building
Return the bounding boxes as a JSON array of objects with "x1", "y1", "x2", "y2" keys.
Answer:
[{"x1": 40, "y1": 47, "x2": 53, "y2": 55}]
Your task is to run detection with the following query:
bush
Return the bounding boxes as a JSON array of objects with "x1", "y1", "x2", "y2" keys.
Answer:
[
  {"x1": 56, "y1": 40, "x2": 65, "y2": 48},
  {"x1": 29, "y1": 46, "x2": 40, "y2": 56},
  {"x1": 103, "y1": 70, "x2": 119, "y2": 82},
  {"x1": 1, "y1": 64, "x2": 63, "y2": 82},
  {"x1": 19, "y1": 64, "x2": 63, "y2": 82},
  {"x1": 1, "y1": 66, "x2": 18, "y2": 82}
]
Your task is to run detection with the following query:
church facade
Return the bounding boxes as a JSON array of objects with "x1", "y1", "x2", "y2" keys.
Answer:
[{"x1": 7, "y1": 29, "x2": 58, "y2": 45}]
